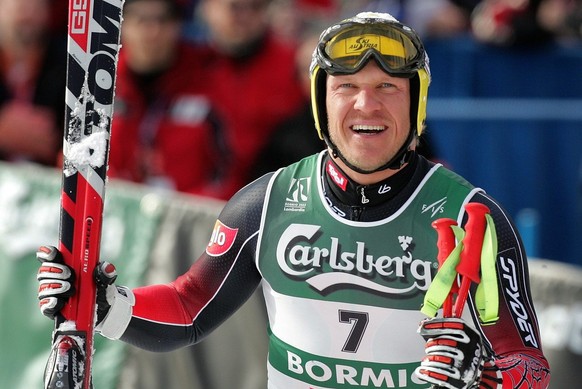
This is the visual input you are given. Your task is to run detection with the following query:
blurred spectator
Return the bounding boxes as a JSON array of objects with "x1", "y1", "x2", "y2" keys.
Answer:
[
  {"x1": 196, "y1": 0, "x2": 305, "y2": 189},
  {"x1": 471, "y1": 0, "x2": 554, "y2": 46},
  {"x1": 108, "y1": 0, "x2": 234, "y2": 199},
  {"x1": 537, "y1": 0, "x2": 582, "y2": 41},
  {"x1": 0, "y1": 0, "x2": 66, "y2": 166},
  {"x1": 250, "y1": 29, "x2": 325, "y2": 178},
  {"x1": 423, "y1": 0, "x2": 477, "y2": 37},
  {"x1": 268, "y1": 0, "x2": 340, "y2": 43}
]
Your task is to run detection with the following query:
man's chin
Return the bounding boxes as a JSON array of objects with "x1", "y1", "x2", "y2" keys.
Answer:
[{"x1": 342, "y1": 158, "x2": 387, "y2": 175}]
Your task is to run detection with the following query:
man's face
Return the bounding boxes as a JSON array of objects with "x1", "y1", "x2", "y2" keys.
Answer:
[
  {"x1": 325, "y1": 61, "x2": 411, "y2": 174},
  {"x1": 122, "y1": 0, "x2": 182, "y2": 73}
]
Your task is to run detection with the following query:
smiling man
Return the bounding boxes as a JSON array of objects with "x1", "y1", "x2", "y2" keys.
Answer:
[{"x1": 37, "y1": 12, "x2": 550, "y2": 389}]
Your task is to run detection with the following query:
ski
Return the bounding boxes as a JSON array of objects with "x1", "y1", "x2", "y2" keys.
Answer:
[{"x1": 43, "y1": 1, "x2": 124, "y2": 388}]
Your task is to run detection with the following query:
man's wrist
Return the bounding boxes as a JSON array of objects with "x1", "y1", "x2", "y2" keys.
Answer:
[{"x1": 95, "y1": 285, "x2": 135, "y2": 339}]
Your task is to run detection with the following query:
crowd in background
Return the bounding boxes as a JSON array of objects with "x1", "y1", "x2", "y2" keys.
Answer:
[{"x1": 0, "y1": 0, "x2": 581, "y2": 200}]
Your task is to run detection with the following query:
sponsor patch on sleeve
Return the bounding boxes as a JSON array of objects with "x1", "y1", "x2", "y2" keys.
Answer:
[{"x1": 206, "y1": 220, "x2": 238, "y2": 256}]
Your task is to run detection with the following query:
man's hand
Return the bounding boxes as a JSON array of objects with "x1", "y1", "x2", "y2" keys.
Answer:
[
  {"x1": 37, "y1": 246, "x2": 75, "y2": 320},
  {"x1": 415, "y1": 317, "x2": 486, "y2": 389},
  {"x1": 36, "y1": 245, "x2": 135, "y2": 339}
]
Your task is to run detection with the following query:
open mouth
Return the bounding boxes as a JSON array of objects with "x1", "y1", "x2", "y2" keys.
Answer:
[{"x1": 351, "y1": 125, "x2": 386, "y2": 134}]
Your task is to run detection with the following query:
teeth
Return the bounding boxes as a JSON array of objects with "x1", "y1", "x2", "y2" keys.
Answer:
[{"x1": 352, "y1": 125, "x2": 385, "y2": 132}]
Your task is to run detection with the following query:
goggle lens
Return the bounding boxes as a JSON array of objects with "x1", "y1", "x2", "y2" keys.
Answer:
[{"x1": 320, "y1": 24, "x2": 423, "y2": 76}]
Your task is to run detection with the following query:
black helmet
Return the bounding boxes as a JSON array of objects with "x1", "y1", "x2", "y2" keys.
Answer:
[{"x1": 309, "y1": 12, "x2": 431, "y2": 172}]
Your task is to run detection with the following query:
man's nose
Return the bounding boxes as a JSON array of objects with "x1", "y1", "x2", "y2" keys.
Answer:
[{"x1": 353, "y1": 89, "x2": 382, "y2": 112}]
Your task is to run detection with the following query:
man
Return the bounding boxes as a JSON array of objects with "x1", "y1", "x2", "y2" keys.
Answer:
[{"x1": 37, "y1": 12, "x2": 550, "y2": 388}]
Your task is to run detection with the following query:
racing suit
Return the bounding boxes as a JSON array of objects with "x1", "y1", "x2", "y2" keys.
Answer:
[{"x1": 120, "y1": 151, "x2": 550, "y2": 388}]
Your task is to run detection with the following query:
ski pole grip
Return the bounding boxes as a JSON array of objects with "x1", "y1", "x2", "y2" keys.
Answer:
[
  {"x1": 432, "y1": 218, "x2": 458, "y2": 317},
  {"x1": 456, "y1": 203, "x2": 489, "y2": 283},
  {"x1": 432, "y1": 218, "x2": 457, "y2": 265},
  {"x1": 453, "y1": 203, "x2": 490, "y2": 317}
]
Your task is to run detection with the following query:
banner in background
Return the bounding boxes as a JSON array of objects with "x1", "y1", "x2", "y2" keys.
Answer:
[{"x1": 0, "y1": 162, "x2": 163, "y2": 388}]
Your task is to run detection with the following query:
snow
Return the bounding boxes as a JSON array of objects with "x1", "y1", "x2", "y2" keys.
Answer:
[
  {"x1": 58, "y1": 320, "x2": 78, "y2": 332},
  {"x1": 63, "y1": 84, "x2": 111, "y2": 177},
  {"x1": 64, "y1": 131, "x2": 108, "y2": 175}
]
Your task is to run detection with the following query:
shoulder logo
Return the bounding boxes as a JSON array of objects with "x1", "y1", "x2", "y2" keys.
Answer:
[
  {"x1": 284, "y1": 177, "x2": 310, "y2": 212},
  {"x1": 422, "y1": 197, "x2": 447, "y2": 218},
  {"x1": 206, "y1": 220, "x2": 238, "y2": 256}
]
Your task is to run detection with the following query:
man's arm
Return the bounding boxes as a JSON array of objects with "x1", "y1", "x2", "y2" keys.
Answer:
[
  {"x1": 120, "y1": 174, "x2": 273, "y2": 351},
  {"x1": 471, "y1": 192, "x2": 550, "y2": 388}
]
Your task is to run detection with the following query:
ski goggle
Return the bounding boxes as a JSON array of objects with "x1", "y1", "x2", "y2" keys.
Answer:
[{"x1": 315, "y1": 21, "x2": 426, "y2": 77}]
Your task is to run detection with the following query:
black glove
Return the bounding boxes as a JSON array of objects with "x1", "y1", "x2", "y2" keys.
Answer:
[
  {"x1": 415, "y1": 317, "x2": 486, "y2": 389},
  {"x1": 36, "y1": 245, "x2": 134, "y2": 339}
]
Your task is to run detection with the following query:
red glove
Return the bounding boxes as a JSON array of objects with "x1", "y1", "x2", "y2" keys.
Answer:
[{"x1": 36, "y1": 246, "x2": 131, "y2": 339}]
